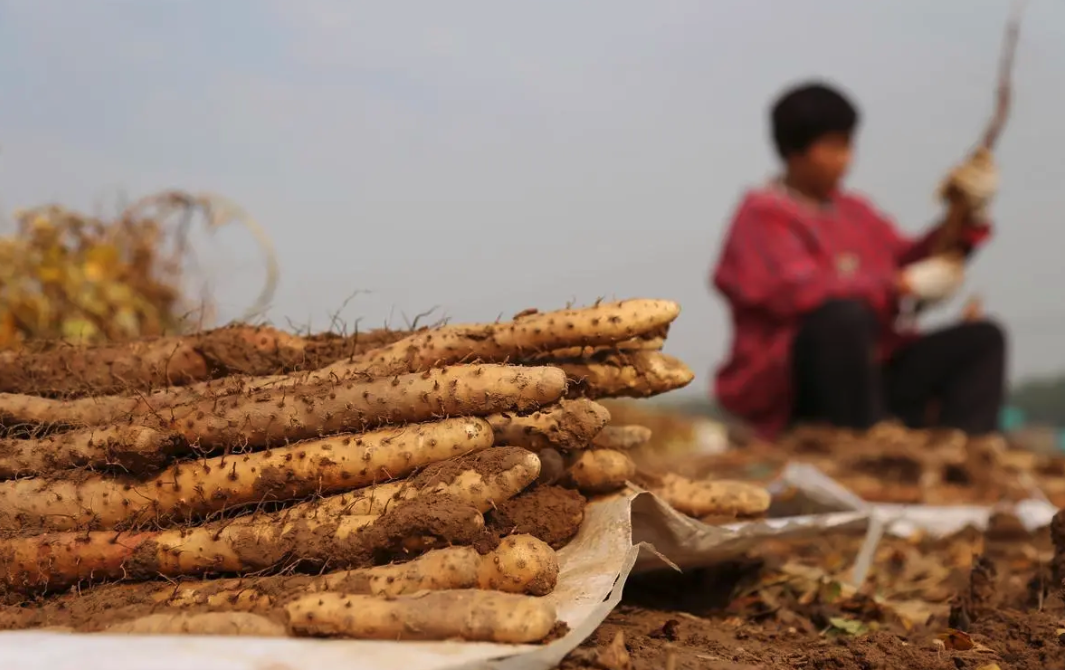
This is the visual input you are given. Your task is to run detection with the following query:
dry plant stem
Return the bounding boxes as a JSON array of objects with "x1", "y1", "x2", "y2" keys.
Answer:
[
  {"x1": 486, "y1": 399, "x2": 611, "y2": 451},
  {"x1": 652, "y1": 473, "x2": 771, "y2": 518},
  {"x1": 564, "y1": 449, "x2": 636, "y2": 494},
  {"x1": 0, "y1": 497, "x2": 485, "y2": 592},
  {"x1": 153, "y1": 364, "x2": 566, "y2": 451},
  {"x1": 0, "y1": 426, "x2": 185, "y2": 479},
  {"x1": 286, "y1": 590, "x2": 558, "y2": 643},
  {"x1": 558, "y1": 352, "x2": 694, "y2": 399},
  {"x1": 103, "y1": 611, "x2": 287, "y2": 637},
  {"x1": 322, "y1": 298, "x2": 681, "y2": 379},
  {"x1": 283, "y1": 446, "x2": 540, "y2": 520},
  {"x1": 591, "y1": 425, "x2": 652, "y2": 450},
  {"x1": 0, "y1": 417, "x2": 494, "y2": 532}
]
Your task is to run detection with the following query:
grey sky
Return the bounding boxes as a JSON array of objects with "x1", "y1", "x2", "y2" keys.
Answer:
[{"x1": 1, "y1": 0, "x2": 1063, "y2": 396}]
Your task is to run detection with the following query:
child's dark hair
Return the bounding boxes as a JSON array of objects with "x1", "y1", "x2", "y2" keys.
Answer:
[{"x1": 770, "y1": 82, "x2": 859, "y2": 158}]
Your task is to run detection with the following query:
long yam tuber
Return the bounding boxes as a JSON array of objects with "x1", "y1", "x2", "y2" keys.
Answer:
[
  {"x1": 284, "y1": 446, "x2": 540, "y2": 520},
  {"x1": 0, "y1": 496, "x2": 485, "y2": 592},
  {"x1": 0, "y1": 426, "x2": 185, "y2": 479},
  {"x1": 559, "y1": 351, "x2": 694, "y2": 399},
  {"x1": 154, "y1": 364, "x2": 566, "y2": 450},
  {"x1": 286, "y1": 590, "x2": 558, "y2": 643},
  {"x1": 486, "y1": 399, "x2": 610, "y2": 451},
  {"x1": 0, "y1": 417, "x2": 493, "y2": 531}
]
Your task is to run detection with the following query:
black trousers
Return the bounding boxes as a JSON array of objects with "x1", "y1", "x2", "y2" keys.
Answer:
[{"x1": 791, "y1": 300, "x2": 1006, "y2": 435}]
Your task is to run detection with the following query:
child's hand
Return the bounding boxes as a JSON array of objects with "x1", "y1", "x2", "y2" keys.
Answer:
[
  {"x1": 898, "y1": 256, "x2": 965, "y2": 302},
  {"x1": 938, "y1": 147, "x2": 999, "y2": 218}
]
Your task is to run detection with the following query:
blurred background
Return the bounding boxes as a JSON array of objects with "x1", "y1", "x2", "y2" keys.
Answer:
[{"x1": 1, "y1": 0, "x2": 1064, "y2": 434}]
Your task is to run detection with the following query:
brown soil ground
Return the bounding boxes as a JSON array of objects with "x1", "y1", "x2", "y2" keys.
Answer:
[{"x1": 561, "y1": 520, "x2": 1063, "y2": 670}]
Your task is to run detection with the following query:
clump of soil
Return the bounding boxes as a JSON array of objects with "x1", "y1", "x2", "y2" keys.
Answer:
[{"x1": 487, "y1": 485, "x2": 586, "y2": 549}]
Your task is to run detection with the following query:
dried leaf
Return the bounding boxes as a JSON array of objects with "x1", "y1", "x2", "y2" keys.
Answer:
[
  {"x1": 937, "y1": 629, "x2": 975, "y2": 651},
  {"x1": 828, "y1": 617, "x2": 868, "y2": 636}
]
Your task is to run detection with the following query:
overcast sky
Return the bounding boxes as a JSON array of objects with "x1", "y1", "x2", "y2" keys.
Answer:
[{"x1": 1, "y1": 0, "x2": 1063, "y2": 395}]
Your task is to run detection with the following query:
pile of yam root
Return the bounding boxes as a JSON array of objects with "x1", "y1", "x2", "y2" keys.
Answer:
[{"x1": 0, "y1": 298, "x2": 769, "y2": 644}]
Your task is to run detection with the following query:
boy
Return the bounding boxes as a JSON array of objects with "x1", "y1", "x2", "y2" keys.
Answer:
[{"x1": 711, "y1": 81, "x2": 1006, "y2": 440}]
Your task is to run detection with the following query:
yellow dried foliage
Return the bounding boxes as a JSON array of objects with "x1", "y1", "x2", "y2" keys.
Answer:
[{"x1": 0, "y1": 190, "x2": 277, "y2": 350}]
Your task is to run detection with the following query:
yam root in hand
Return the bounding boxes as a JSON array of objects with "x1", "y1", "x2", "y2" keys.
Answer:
[
  {"x1": 653, "y1": 473, "x2": 771, "y2": 518},
  {"x1": 0, "y1": 325, "x2": 306, "y2": 397},
  {"x1": 0, "y1": 496, "x2": 485, "y2": 592},
  {"x1": 559, "y1": 352, "x2": 694, "y2": 399},
  {"x1": 155, "y1": 364, "x2": 566, "y2": 450},
  {"x1": 564, "y1": 449, "x2": 636, "y2": 494},
  {"x1": 285, "y1": 446, "x2": 540, "y2": 520},
  {"x1": 103, "y1": 611, "x2": 287, "y2": 637},
  {"x1": 286, "y1": 590, "x2": 558, "y2": 643},
  {"x1": 0, "y1": 417, "x2": 493, "y2": 532},
  {"x1": 591, "y1": 425, "x2": 652, "y2": 450},
  {"x1": 486, "y1": 399, "x2": 610, "y2": 451},
  {"x1": 329, "y1": 298, "x2": 680, "y2": 378},
  {"x1": 0, "y1": 426, "x2": 185, "y2": 479}
]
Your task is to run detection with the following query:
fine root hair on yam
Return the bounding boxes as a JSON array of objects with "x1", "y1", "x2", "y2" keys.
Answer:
[
  {"x1": 564, "y1": 449, "x2": 636, "y2": 494},
  {"x1": 326, "y1": 298, "x2": 681, "y2": 379},
  {"x1": 286, "y1": 590, "x2": 558, "y2": 643},
  {"x1": 156, "y1": 364, "x2": 566, "y2": 450},
  {"x1": 591, "y1": 425, "x2": 653, "y2": 450},
  {"x1": 0, "y1": 425, "x2": 185, "y2": 479},
  {"x1": 486, "y1": 399, "x2": 611, "y2": 451},
  {"x1": 558, "y1": 351, "x2": 694, "y2": 399},
  {"x1": 285, "y1": 446, "x2": 541, "y2": 519},
  {"x1": 0, "y1": 417, "x2": 494, "y2": 532},
  {"x1": 653, "y1": 473, "x2": 771, "y2": 518},
  {"x1": 0, "y1": 496, "x2": 485, "y2": 592},
  {"x1": 103, "y1": 611, "x2": 287, "y2": 637}
]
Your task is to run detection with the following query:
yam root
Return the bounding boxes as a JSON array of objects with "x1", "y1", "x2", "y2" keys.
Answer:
[
  {"x1": 0, "y1": 417, "x2": 493, "y2": 532},
  {"x1": 486, "y1": 399, "x2": 611, "y2": 451},
  {"x1": 284, "y1": 446, "x2": 540, "y2": 520},
  {"x1": 559, "y1": 351, "x2": 694, "y2": 399},
  {"x1": 286, "y1": 590, "x2": 558, "y2": 643},
  {"x1": 0, "y1": 325, "x2": 306, "y2": 397},
  {"x1": 527, "y1": 335, "x2": 665, "y2": 361},
  {"x1": 13, "y1": 535, "x2": 561, "y2": 629},
  {"x1": 155, "y1": 364, "x2": 566, "y2": 450},
  {"x1": 564, "y1": 449, "x2": 636, "y2": 494},
  {"x1": 654, "y1": 473, "x2": 771, "y2": 518},
  {"x1": 0, "y1": 426, "x2": 185, "y2": 479},
  {"x1": 103, "y1": 611, "x2": 286, "y2": 637},
  {"x1": 326, "y1": 298, "x2": 681, "y2": 379},
  {"x1": 0, "y1": 496, "x2": 485, "y2": 592},
  {"x1": 591, "y1": 425, "x2": 652, "y2": 450}
]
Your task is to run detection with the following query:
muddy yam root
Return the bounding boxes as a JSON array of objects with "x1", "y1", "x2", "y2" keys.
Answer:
[
  {"x1": 333, "y1": 298, "x2": 680, "y2": 378},
  {"x1": 286, "y1": 590, "x2": 558, "y2": 643},
  {"x1": 0, "y1": 497, "x2": 485, "y2": 592},
  {"x1": 654, "y1": 473, "x2": 771, "y2": 518},
  {"x1": 286, "y1": 446, "x2": 540, "y2": 520},
  {"x1": 0, "y1": 417, "x2": 494, "y2": 532},
  {"x1": 103, "y1": 611, "x2": 286, "y2": 637},
  {"x1": 564, "y1": 449, "x2": 636, "y2": 493},
  {"x1": 487, "y1": 399, "x2": 611, "y2": 451},
  {"x1": 591, "y1": 425, "x2": 652, "y2": 450},
  {"x1": 559, "y1": 351, "x2": 694, "y2": 399},
  {"x1": 156, "y1": 364, "x2": 566, "y2": 449},
  {"x1": 0, "y1": 426, "x2": 185, "y2": 479}
]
